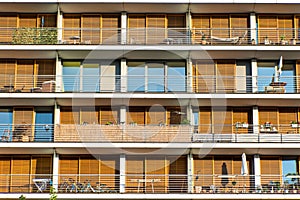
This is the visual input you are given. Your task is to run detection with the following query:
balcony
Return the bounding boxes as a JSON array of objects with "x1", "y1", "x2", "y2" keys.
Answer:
[
  {"x1": 0, "y1": 74, "x2": 298, "y2": 94},
  {"x1": 0, "y1": 174, "x2": 298, "y2": 195},
  {"x1": 0, "y1": 27, "x2": 299, "y2": 46},
  {"x1": 1, "y1": 124, "x2": 300, "y2": 143}
]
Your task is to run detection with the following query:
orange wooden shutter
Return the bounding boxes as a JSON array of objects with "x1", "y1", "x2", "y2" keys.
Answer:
[
  {"x1": 211, "y1": 15, "x2": 229, "y2": 38},
  {"x1": 279, "y1": 108, "x2": 297, "y2": 134},
  {"x1": 0, "y1": 156, "x2": 11, "y2": 192},
  {"x1": 258, "y1": 15, "x2": 277, "y2": 43},
  {"x1": 278, "y1": 15, "x2": 293, "y2": 41},
  {"x1": 145, "y1": 156, "x2": 166, "y2": 193},
  {"x1": 19, "y1": 14, "x2": 37, "y2": 28},
  {"x1": 31, "y1": 156, "x2": 52, "y2": 176},
  {"x1": 60, "y1": 107, "x2": 79, "y2": 124},
  {"x1": 126, "y1": 156, "x2": 144, "y2": 192},
  {"x1": 194, "y1": 60, "x2": 215, "y2": 93},
  {"x1": 146, "y1": 106, "x2": 165, "y2": 125},
  {"x1": 37, "y1": 14, "x2": 56, "y2": 27},
  {"x1": 82, "y1": 15, "x2": 100, "y2": 44},
  {"x1": 81, "y1": 107, "x2": 99, "y2": 124},
  {"x1": 127, "y1": 107, "x2": 145, "y2": 124},
  {"x1": 199, "y1": 107, "x2": 212, "y2": 134},
  {"x1": 100, "y1": 107, "x2": 118, "y2": 125},
  {"x1": 194, "y1": 156, "x2": 213, "y2": 186},
  {"x1": 102, "y1": 15, "x2": 119, "y2": 44},
  {"x1": 260, "y1": 156, "x2": 281, "y2": 184},
  {"x1": 79, "y1": 156, "x2": 100, "y2": 184},
  {"x1": 63, "y1": 14, "x2": 81, "y2": 43},
  {"x1": 230, "y1": 15, "x2": 248, "y2": 37},
  {"x1": 216, "y1": 60, "x2": 235, "y2": 93},
  {"x1": 128, "y1": 14, "x2": 146, "y2": 44},
  {"x1": 168, "y1": 156, "x2": 187, "y2": 193},
  {"x1": 16, "y1": 60, "x2": 34, "y2": 91},
  {"x1": 259, "y1": 107, "x2": 278, "y2": 125},
  {"x1": 233, "y1": 107, "x2": 250, "y2": 134},
  {"x1": 59, "y1": 156, "x2": 79, "y2": 182},
  {"x1": 14, "y1": 107, "x2": 33, "y2": 125},
  {"x1": 0, "y1": 60, "x2": 15, "y2": 88},
  {"x1": 11, "y1": 156, "x2": 30, "y2": 192},
  {"x1": 146, "y1": 14, "x2": 166, "y2": 44},
  {"x1": 212, "y1": 107, "x2": 232, "y2": 134},
  {"x1": 0, "y1": 15, "x2": 17, "y2": 43},
  {"x1": 100, "y1": 156, "x2": 118, "y2": 190},
  {"x1": 35, "y1": 60, "x2": 55, "y2": 87}
]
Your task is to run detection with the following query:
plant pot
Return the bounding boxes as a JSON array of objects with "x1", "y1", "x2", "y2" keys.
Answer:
[
  {"x1": 291, "y1": 124, "x2": 298, "y2": 128},
  {"x1": 201, "y1": 40, "x2": 207, "y2": 45}
]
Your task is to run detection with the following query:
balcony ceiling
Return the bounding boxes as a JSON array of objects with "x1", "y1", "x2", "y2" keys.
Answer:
[{"x1": 1, "y1": 2, "x2": 300, "y2": 14}]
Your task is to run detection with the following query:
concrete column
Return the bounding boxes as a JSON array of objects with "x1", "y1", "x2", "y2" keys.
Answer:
[
  {"x1": 253, "y1": 106, "x2": 259, "y2": 134},
  {"x1": 254, "y1": 154, "x2": 261, "y2": 190},
  {"x1": 121, "y1": 58, "x2": 127, "y2": 92},
  {"x1": 52, "y1": 150, "x2": 59, "y2": 191},
  {"x1": 187, "y1": 152, "x2": 194, "y2": 193},
  {"x1": 55, "y1": 56, "x2": 63, "y2": 92},
  {"x1": 186, "y1": 8, "x2": 192, "y2": 44},
  {"x1": 186, "y1": 58, "x2": 193, "y2": 93},
  {"x1": 57, "y1": 6, "x2": 63, "y2": 43},
  {"x1": 251, "y1": 59, "x2": 258, "y2": 93},
  {"x1": 120, "y1": 105, "x2": 127, "y2": 125},
  {"x1": 121, "y1": 12, "x2": 127, "y2": 44},
  {"x1": 250, "y1": 13, "x2": 257, "y2": 44},
  {"x1": 120, "y1": 154, "x2": 126, "y2": 193}
]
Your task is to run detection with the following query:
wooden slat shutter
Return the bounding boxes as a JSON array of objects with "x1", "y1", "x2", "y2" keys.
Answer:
[
  {"x1": 16, "y1": 60, "x2": 34, "y2": 92},
  {"x1": 216, "y1": 60, "x2": 235, "y2": 93},
  {"x1": 232, "y1": 156, "x2": 250, "y2": 189},
  {"x1": 212, "y1": 107, "x2": 232, "y2": 134},
  {"x1": 233, "y1": 108, "x2": 250, "y2": 134},
  {"x1": 0, "y1": 15, "x2": 17, "y2": 43},
  {"x1": 145, "y1": 156, "x2": 166, "y2": 193},
  {"x1": 259, "y1": 108, "x2": 278, "y2": 126},
  {"x1": 146, "y1": 106, "x2": 165, "y2": 125},
  {"x1": 37, "y1": 14, "x2": 56, "y2": 27},
  {"x1": 168, "y1": 107, "x2": 182, "y2": 125},
  {"x1": 81, "y1": 107, "x2": 99, "y2": 124},
  {"x1": 191, "y1": 15, "x2": 210, "y2": 43},
  {"x1": 19, "y1": 14, "x2": 37, "y2": 28},
  {"x1": 0, "y1": 157, "x2": 11, "y2": 192},
  {"x1": 35, "y1": 60, "x2": 55, "y2": 87},
  {"x1": 100, "y1": 107, "x2": 118, "y2": 125},
  {"x1": 297, "y1": 60, "x2": 300, "y2": 93},
  {"x1": 31, "y1": 156, "x2": 52, "y2": 178},
  {"x1": 82, "y1": 15, "x2": 100, "y2": 44},
  {"x1": 193, "y1": 60, "x2": 215, "y2": 93},
  {"x1": 279, "y1": 108, "x2": 297, "y2": 134},
  {"x1": 167, "y1": 15, "x2": 185, "y2": 37},
  {"x1": 211, "y1": 15, "x2": 229, "y2": 38},
  {"x1": 146, "y1": 14, "x2": 166, "y2": 44},
  {"x1": 100, "y1": 156, "x2": 119, "y2": 189},
  {"x1": 168, "y1": 156, "x2": 187, "y2": 193},
  {"x1": 127, "y1": 107, "x2": 145, "y2": 125},
  {"x1": 63, "y1": 14, "x2": 81, "y2": 43},
  {"x1": 102, "y1": 15, "x2": 119, "y2": 44},
  {"x1": 0, "y1": 60, "x2": 15, "y2": 88},
  {"x1": 194, "y1": 156, "x2": 213, "y2": 186},
  {"x1": 60, "y1": 107, "x2": 79, "y2": 124},
  {"x1": 128, "y1": 15, "x2": 146, "y2": 44},
  {"x1": 230, "y1": 15, "x2": 248, "y2": 37},
  {"x1": 79, "y1": 156, "x2": 100, "y2": 184},
  {"x1": 278, "y1": 15, "x2": 293, "y2": 41},
  {"x1": 59, "y1": 156, "x2": 79, "y2": 181},
  {"x1": 258, "y1": 15, "x2": 277, "y2": 43},
  {"x1": 260, "y1": 156, "x2": 281, "y2": 184},
  {"x1": 11, "y1": 156, "x2": 30, "y2": 192},
  {"x1": 199, "y1": 107, "x2": 212, "y2": 134},
  {"x1": 14, "y1": 107, "x2": 33, "y2": 125},
  {"x1": 126, "y1": 156, "x2": 144, "y2": 192}
]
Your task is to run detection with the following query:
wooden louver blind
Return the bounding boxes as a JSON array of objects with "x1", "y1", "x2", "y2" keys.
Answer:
[
  {"x1": 82, "y1": 15, "x2": 100, "y2": 44},
  {"x1": 211, "y1": 15, "x2": 229, "y2": 38},
  {"x1": 11, "y1": 156, "x2": 30, "y2": 192},
  {"x1": 167, "y1": 15, "x2": 185, "y2": 28},
  {"x1": 259, "y1": 108, "x2": 278, "y2": 125},
  {"x1": 59, "y1": 156, "x2": 79, "y2": 175},
  {"x1": 37, "y1": 14, "x2": 56, "y2": 27},
  {"x1": 230, "y1": 15, "x2": 248, "y2": 37},
  {"x1": 19, "y1": 14, "x2": 37, "y2": 28},
  {"x1": 127, "y1": 107, "x2": 145, "y2": 124},
  {"x1": 147, "y1": 15, "x2": 166, "y2": 44},
  {"x1": 102, "y1": 15, "x2": 119, "y2": 44},
  {"x1": 216, "y1": 60, "x2": 235, "y2": 93},
  {"x1": 212, "y1": 107, "x2": 232, "y2": 134},
  {"x1": 194, "y1": 157, "x2": 213, "y2": 186},
  {"x1": 193, "y1": 60, "x2": 215, "y2": 93},
  {"x1": 31, "y1": 156, "x2": 52, "y2": 175},
  {"x1": 260, "y1": 157, "x2": 281, "y2": 184},
  {"x1": 100, "y1": 108, "x2": 118, "y2": 125},
  {"x1": 81, "y1": 107, "x2": 99, "y2": 124},
  {"x1": 0, "y1": 15, "x2": 17, "y2": 43},
  {"x1": 258, "y1": 16, "x2": 277, "y2": 43},
  {"x1": 146, "y1": 107, "x2": 165, "y2": 125},
  {"x1": 36, "y1": 60, "x2": 55, "y2": 87},
  {"x1": 214, "y1": 156, "x2": 233, "y2": 175},
  {"x1": 60, "y1": 107, "x2": 79, "y2": 124},
  {"x1": 278, "y1": 108, "x2": 297, "y2": 134},
  {"x1": 16, "y1": 60, "x2": 34, "y2": 91},
  {"x1": 14, "y1": 107, "x2": 33, "y2": 125},
  {"x1": 0, "y1": 60, "x2": 15, "y2": 88},
  {"x1": 63, "y1": 14, "x2": 81, "y2": 43},
  {"x1": 199, "y1": 107, "x2": 212, "y2": 134},
  {"x1": 128, "y1": 15, "x2": 146, "y2": 44},
  {"x1": 0, "y1": 157, "x2": 10, "y2": 192}
]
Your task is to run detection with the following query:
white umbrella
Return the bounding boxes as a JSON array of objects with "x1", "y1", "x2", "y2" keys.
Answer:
[
  {"x1": 275, "y1": 56, "x2": 283, "y2": 82},
  {"x1": 241, "y1": 153, "x2": 248, "y2": 176}
]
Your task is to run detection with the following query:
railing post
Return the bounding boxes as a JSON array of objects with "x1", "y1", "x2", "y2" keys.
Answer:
[
  {"x1": 120, "y1": 154, "x2": 126, "y2": 193},
  {"x1": 52, "y1": 149, "x2": 59, "y2": 192}
]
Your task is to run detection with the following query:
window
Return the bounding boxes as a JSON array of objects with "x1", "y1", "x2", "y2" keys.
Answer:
[
  {"x1": 257, "y1": 60, "x2": 295, "y2": 93},
  {"x1": 127, "y1": 61, "x2": 186, "y2": 92}
]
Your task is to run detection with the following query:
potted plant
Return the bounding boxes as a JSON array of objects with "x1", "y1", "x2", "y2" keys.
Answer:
[
  {"x1": 264, "y1": 36, "x2": 270, "y2": 45},
  {"x1": 290, "y1": 121, "x2": 299, "y2": 128},
  {"x1": 264, "y1": 122, "x2": 272, "y2": 129},
  {"x1": 181, "y1": 118, "x2": 190, "y2": 125},
  {"x1": 280, "y1": 35, "x2": 288, "y2": 45},
  {"x1": 201, "y1": 35, "x2": 207, "y2": 45},
  {"x1": 105, "y1": 121, "x2": 113, "y2": 125}
]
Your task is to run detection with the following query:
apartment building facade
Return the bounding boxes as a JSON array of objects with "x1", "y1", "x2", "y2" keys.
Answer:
[{"x1": 0, "y1": 0, "x2": 300, "y2": 199}]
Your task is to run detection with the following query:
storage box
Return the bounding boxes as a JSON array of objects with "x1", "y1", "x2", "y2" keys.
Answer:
[{"x1": 42, "y1": 81, "x2": 56, "y2": 92}]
